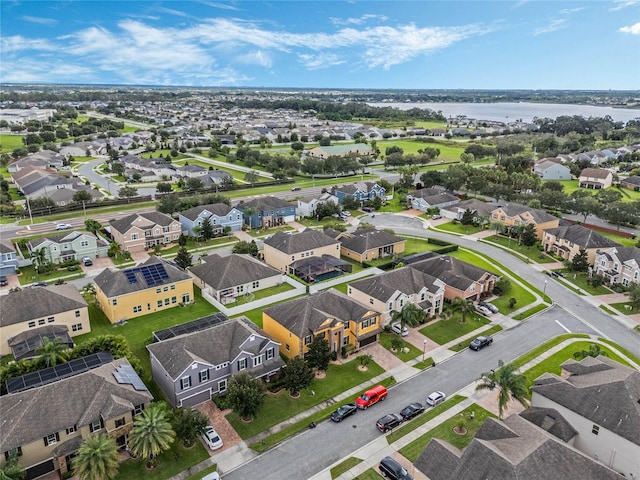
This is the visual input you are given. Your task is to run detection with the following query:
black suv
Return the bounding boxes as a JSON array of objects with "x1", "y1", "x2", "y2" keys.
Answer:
[
  {"x1": 400, "y1": 402, "x2": 425, "y2": 420},
  {"x1": 379, "y1": 456, "x2": 413, "y2": 480},
  {"x1": 376, "y1": 413, "x2": 403, "y2": 432},
  {"x1": 0, "y1": 275, "x2": 7, "y2": 286},
  {"x1": 330, "y1": 403, "x2": 357, "y2": 422},
  {"x1": 469, "y1": 336, "x2": 493, "y2": 351}
]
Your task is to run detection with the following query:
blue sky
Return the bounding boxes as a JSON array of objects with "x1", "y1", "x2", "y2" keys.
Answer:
[{"x1": 1, "y1": 1, "x2": 639, "y2": 89}]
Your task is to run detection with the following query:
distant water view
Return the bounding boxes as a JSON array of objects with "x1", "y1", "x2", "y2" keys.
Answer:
[{"x1": 368, "y1": 102, "x2": 640, "y2": 124}]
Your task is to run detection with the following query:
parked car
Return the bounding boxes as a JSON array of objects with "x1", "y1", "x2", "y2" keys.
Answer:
[
  {"x1": 291, "y1": 186, "x2": 301, "y2": 191},
  {"x1": 0, "y1": 275, "x2": 7, "y2": 287},
  {"x1": 478, "y1": 300, "x2": 499, "y2": 314},
  {"x1": 82, "y1": 257, "x2": 93, "y2": 266},
  {"x1": 376, "y1": 413, "x2": 403, "y2": 432},
  {"x1": 469, "y1": 336, "x2": 493, "y2": 351},
  {"x1": 390, "y1": 322, "x2": 409, "y2": 337},
  {"x1": 476, "y1": 305, "x2": 493, "y2": 316},
  {"x1": 400, "y1": 402, "x2": 425, "y2": 420},
  {"x1": 341, "y1": 211, "x2": 351, "y2": 217},
  {"x1": 56, "y1": 223, "x2": 72, "y2": 230},
  {"x1": 379, "y1": 456, "x2": 414, "y2": 480},
  {"x1": 426, "y1": 391, "x2": 446, "y2": 407},
  {"x1": 201, "y1": 426, "x2": 223, "y2": 450},
  {"x1": 31, "y1": 281, "x2": 47, "y2": 287},
  {"x1": 331, "y1": 403, "x2": 358, "y2": 422},
  {"x1": 362, "y1": 206, "x2": 373, "y2": 213},
  {"x1": 201, "y1": 472, "x2": 221, "y2": 480},
  {"x1": 356, "y1": 384, "x2": 387, "y2": 409},
  {"x1": 431, "y1": 214, "x2": 442, "y2": 220}
]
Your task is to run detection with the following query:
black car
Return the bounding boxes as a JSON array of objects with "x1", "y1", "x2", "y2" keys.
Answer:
[
  {"x1": 0, "y1": 275, "x2": 7, "y2": 287},
  {"x1": 379, "y1": 456, "x2": 413, "y2": 480},
  {"x1": 31, "y1": 281, "x2": 47, "y2": 287},
  {"x1": 331, "y1": 403, "x2": 357, "y2": 422},
  {"x1": 400, "y1": 402, "x2": 425, "y2": 421},
  {"x1": 376, "y1": 413, "x2": 403, "y2": 432},
  {"x1": 469, "y1": 335, "x2": 493, "y2": 351}
]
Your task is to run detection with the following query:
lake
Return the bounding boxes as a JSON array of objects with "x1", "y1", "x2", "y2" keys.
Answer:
[{"x1": 367, "y1": 102, "x2": 640, "y2": 124}]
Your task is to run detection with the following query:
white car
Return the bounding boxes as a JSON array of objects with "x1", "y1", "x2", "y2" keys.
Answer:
[
  {"x1": 201, "y1": 472, "x2": 221, "y2": 480},
  {"x1": 390, "y1": 322, "x2": 409, "y2": 337},
  {"x1": 56, "y1": 223, "x2": 72, "y2": 230},
  {"x1": 201, "y1": 426, "x2": 223, "y2": 450},
  {"x1": 476, "y1": 305, "x2": 493, "y2": 316},
  {"x1": 426, "y1": 391, "x2": 446, "y2": 407}
]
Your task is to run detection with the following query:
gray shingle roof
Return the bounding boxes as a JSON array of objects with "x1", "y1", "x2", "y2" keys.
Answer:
[
  {"x1": 349, "y1": 266, "x2": 442, "y2": 301},
  {"x1": 519, "y1": 407, "x2": 578, "y2": 442},
  {"x1": 264, "y1": 228, "x2": 339, "y2": 254},
  {"x1": 0, "y1": 284, "x2": 87, "y2": 327},
  {"x1": 532, "y1": 356, "x2": 640, "y2": 446},
  {"x1": 147, "y1": 317, "x2": 284, "y2": 379},
  {"x1": 188, "y1": 254, "x2": 280, "y2": 290},
  {"x1": 109, "y1": 211, "x2": 176, "y2": 234},
  {"x1": 340, "y1": 228, "x2": 404, "y2": 254},
  {"x1": 544, "y1": 224, "x2": 620, "y2": 249},
  {"x1": 0, "y1": 358, "x2": 152, "y2": 452},
  {"x1": 94, "y1": 256, "x2": 191, "y2": 298},
  {"x1": 603, "y1": 246, "x2": 640, "y2": 264},
  {"x1": 622, "y1": 175, "x2": 640, "y2": 187},
  {"x1": 237, "y1": 196, "x2": 292, "y2": 211},
  {"x1": 580, "y1": 168, "x2": 612, "y2": 179},
  {"x1": 408, "y1": 255, "x2": 497, "y2": 292},
  {"x1": 179, "y1": 203, "x2": 234, "y2": 221},
  {"x1": 496, "y1": 203, "x2": 559, "y2": 224}
]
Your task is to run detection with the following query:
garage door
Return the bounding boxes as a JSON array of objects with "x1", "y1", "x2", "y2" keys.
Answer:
[
  {"x1": 359, "y1": 334, "x2": 378, "y2": 348},
  {"x1": 180, "y1": 389, "x2": 211, "y2": 408},
  {"x1": 26, "y1": 459, "x2": 55, "y2": 480}
]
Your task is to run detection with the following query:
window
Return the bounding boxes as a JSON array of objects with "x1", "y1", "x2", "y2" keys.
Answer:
[
  {"x1": 218, "y1": 379, "x2": 227, "y2": 392},
  {"x1": 133, "y1": 305, "x2": 142, "y2": 313},
  {"x1": 38, "y1": 319, "x2": 45, "y2": 325},
  {"x1": 253, "y1": 356, "x2": 263, "y2": 367},
  {"x1": 420, "y1": 293, "x2": 425, "y2": 301},
  {"x1": 164, "y1": 298, "x2": 170, "y2": 305},
  {"x1": 238, "y1": 358, "x2": 247, "y2": 370},
  {"x1": 81, "y1": 240, "x2": 89, "y2": 247},
  {"x1": 237, "y1": 285, "x2": 244, "y2": 293},
  {"x1": 157, "y1": 300, "x2": 163, "y2": 308},
  {"x1": 285, "y1": 344, "x2": 290, "y2": 351},
  {"x1": 252, "y1": 281, "x2": 259, "y2": 289},
  {"x1": 4, "y1": 447, "x2": 22, "y2": 460},
  {"x1": 72, "y1": 323, "x2": 83, "y2": 332},
  {"x1": 131, "y1": 233, "x2": 139, "y2": 240},
  {"x1": 156, "y1": 288, "x2": 161, "y2": 294},
  {"x1": 348, "y1": 287, "x2": 352, "y2": 294},
  {"x1": 369, "y1": 298, "x2": 374, "y2": 305},
  {"x1": 75, "y1": 310, "x2": 80, "y2": 318},
  {"x1": 304, "y1": 335, "x2": 312, "y2": 346},
  {"x1": 44, "y1": 433, "x2": 59, "y2": 446},
  {"x1": 48, "y1": 316, "x2": 54, "y2": 323},
  {"x1": 133, "y1": 404, "x2": 144, "y2": 416},
  {"x1": 343, "y1": 336, "x2": 349, "y2": 346},
  {"x1": 112, "y1": 299, "x2": 117, "y2": 306},
  {"x1": 66, "y1": 425, "x2": 77, "y2": 435},
  {"x1": 266, "y1": 348, "x2": 274, "y2": 360},
  {"x1": 163, "y1": 286, "x2": 169, "y2": 292},
  {"x1": 115, "y1": 418, "x2": 126, "y2": 428},
  {"x1": 181, "y1": 376, "x2": 191, "y2": 389},
  {"x1": 361, "y1": 319, "x2": 370, "y2": 329},
  {"x1": 182, "y1": 293, "x2": 190, "y2": 303},
  {"x1": 592, "y1": 424, "x2": 600, "y2": 435},
  {"x1": 171, "y1": 285, "x2": 175, "y2": 290},
  {"x1": 172, "y1": 296, "x2": 177, "y2": 304},
  {"x1": 89, "y1": 419, "x2": 103, "y2": 433},
  {"x1": 199, "y1": 370, "x2": 209, "y2": 382}
]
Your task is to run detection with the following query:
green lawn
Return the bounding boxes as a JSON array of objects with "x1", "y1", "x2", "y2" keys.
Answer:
[
  {"x1": 482, "y1": 235, "x2": 556, "y2": 264},
  {"x1": 378, "y1": 332, "x2": 423, "y2": 361},
  {"x1": 0, "y1": 133, "x2": 24, "y2": 153},
  {"x1": 609, "y1": 301, "x2": 639, "y2": 315},
  {"x1": 596, "y1": 230, "x2": 639, "y2": 247},
  {"x1": 352, "y1": 469, "x2": 383, "y2": 480},
  {"x1": 227, "y1": 359, "x2": 385, "y2": 439},
  {"x1": 182, "y1": 465, "x2": 219, "y2": 480},
  {"x1": 158, "y1": 235, "x2": 237, "y2": 256},
  {"x1": 435, "y1": 221, "x2": 485, "y2": 236},
  {"x1": 510, "y1": 333, "x2": 590, "y2": 370},
  {"x1": 513, "y1": 304, "x2": 548, "y2": 320},
  {"x1": 597, "y1": 337, "x2": 640, "y2": 366},
  {"x1": 17, "y1": 265, "x2": 85, "y2": 285},
  {"x1": 555, "y1": 271, "x2": 611, "y2": 295},
  {"x1": 448, "y1": 325, "x2": 503, "y2": 352},
  {"x1": 399, "y1": 404, "x2": 495, "y2": 462},
  {"x1": 419, "y1": 316, "x2": 490, "y2": 346},
  {"x1": 331, "y1": 457, "x2": 363, "y2": 479},
  {"x1": 377, "y1": 139, "x2": 466, "y2": 161},
  {"x1": 402, "y1": 237, "x2": 448, "y2": 255}
]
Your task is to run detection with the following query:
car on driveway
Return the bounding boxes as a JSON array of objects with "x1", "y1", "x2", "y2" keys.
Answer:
[
  {"x1": 390, "y1": 322, "x2": 409, "y2": 336},
  {"x1": 331, "y1": 403, "x2": 358, "y2": 422},
  {"x1": 431, "y1": 214, "x2": 442, "y2": 220},
  {"x1": 478, "y1": 300, "x2": 499, "y2": 314},
  {"x1": 469, "y1": 335, "x2": 493, "y2": 351},
  {"x1": 379, "y1": 456, "x2": 413, "y2": 480},
  {"x1": 376, "y1": 413, "x2": 403, "y2": 432},
  {"x1": 81, "y1": 257, "x2": 93, "y2": 266},
  {"x1": 201, "y1": 426, "x2": 223, "y2": 450},
  {"x1": 476, "y1": 305, "x2": 493, "y2": 316},
  {"x1": 400, "y1": 402, "x2": 425, "y2": 420},
  {"x1": 56, "y1": 223, "x2": 72, "y2": 230},
  {"x1": 0, "y1": 275, "x2": 7, "y2": 287},
  {"x1": 426, "y1": 391, "x2": 446, "y2": 407}
]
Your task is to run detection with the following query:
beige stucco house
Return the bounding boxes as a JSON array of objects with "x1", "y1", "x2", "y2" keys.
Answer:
[
  {"x1": 263, "y1": 228, "x2": 341, "y2": 273},
  {"x1": 108, "y1": 211, "x2": 184, "y2": 253},
  {"x1": 542, "y1": 224, "x2": 619, "y2": 264},
  {"x1": 490, "y1": 204, "x2": 560, "y2": 240}
]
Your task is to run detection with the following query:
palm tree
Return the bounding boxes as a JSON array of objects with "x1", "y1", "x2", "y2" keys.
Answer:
[
  {"x1": 390, "y1": 302, "x2": 424, "y2": 332},
  {"x1": 450, "y1": 297, "x2": 475, "y2": 324},
  {"x1": 37, "y1": 336, "x2": 69, "y2": 367},
  {"x1": 128, "y1": 403, "x2": 175, "y2": 467},
  {"x1": 573, "y1": 343, "x2": 609, "y2": 360},
  {"x1": 475, "y1": 360, "x2": 529, "y2": 419},
  {"x1": 30, "y1": 247, "x2": 48, "y2": 277},
  {"x1": 73, "y1": 434, "x2": 120, "y2": 480},
  {"x1": 83, "y1": 282, "x2": 96, "y2": 301},
  {"x1": 108, "y1": 242, "x2": 123, "y2": 260},
  {"x1": 243, "y1": 206, "x2": 258, "y2": 230}
]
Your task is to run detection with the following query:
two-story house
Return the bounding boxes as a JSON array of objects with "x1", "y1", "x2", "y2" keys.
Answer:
[
  {"x1": 593, "y1": 246, "x2": 640, "y2": 286},
  {"x1": 189, "y1": 254, "x2": 283, "y2": 305},
  {"x1": 542, "y1": 224, "x2": 620, "y2": 264},
  {"x1": 579, "y1": 168, "x2": 613, "y2": 189},
  {"x1": 108, "y1": 211, "x2": 184, "y2": 253},
  {"x1": 0, "y1": 284, "x2": 90, "y2": 358},
  {"x1": 263, "y1": 229, "x2": 341, "y2": 273},
  {"x1": 531, "y1": 356, "x2": 640, "y2": 478},
  {"x1": 178, "y1": 203, "x2": 244, "y2": 237},
  {"x1": 0, "y1": 240, "x2": 19, "y2": 275},
  {"x1": 490, "y1": 204, "x2": 560, "y2": 240},
  {"x1": 532, "y1": 158, "x2": 572, "y2": 180},
  {"x1": 147, "y1": 316, "x2": 284, "y2": 408},
  {"x1": 440, "y1": 198, "x2": 495, "y2": 222},
  {"x1": 307, "y1": 144, "x2": 372, "y2": 159},
  {"x1": 263, "y1": 289, "x2": 382, "y2": 358},
  {"x1": 347, "y1": 266, "x2": 445, "y2": 323},
  {"x1": 236, "y1": 196, "x2": 296, "y2": 229},
  {"x1": 0, "y1": 356, "x2": 152, "y2": 479},
  {"x1": 339, "y1": 228, "x2": 406, "y2": 263},
  {"x1": 295, "y1": 192, "x2": 339, "y2": 219},
  {"x1": 94, "y1": 256, "x2": 194, "y2": 323},
  {"x1": 331, "y1": 181, "x2": 386, "y2": 204},
  {"x1": 27, "y1": 231, "x2": 109, "y2": 264},
  {"x1": 407, "y1": 188, "x2": 460, "y2": 212}
]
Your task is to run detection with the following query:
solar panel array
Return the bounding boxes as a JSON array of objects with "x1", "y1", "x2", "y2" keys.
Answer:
[
  {"x1": 112, "y1": 364, "x2": 148, "y2": 391},
  {"x1": 152, "y1": 312, "x2": 229, "y2": 342},
  {"x1": 124, "y1": 263, "x2": 170, "y2": 287},
  {"x1": 6, "y1": 352, "x2": 114, "y2": 394}
]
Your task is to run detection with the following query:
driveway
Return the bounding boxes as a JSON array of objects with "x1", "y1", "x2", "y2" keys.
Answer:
[{"x1": 195, "y1": 401, "x2": 243, "y2": 455}]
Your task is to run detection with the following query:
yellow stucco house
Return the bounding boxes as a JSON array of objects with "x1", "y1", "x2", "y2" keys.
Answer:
[
  {"x1": 490, "y1": 204, "x2": 560, "y2": 240},
  {"x1": 339, "y1": 228, "x2": 406, "y2": 263},
  {"x1": 263, "y1": 289, "x2": 381, "y2": 359},
  {"x1": 542, "y1": 224, "x2": 619, "y2": 264},
  {"x1": 263, "y1": 228, "x2": 341, "y2": 273},
  {"x1": 94, "y1": 256, "x2": 193, "y2": 324}
]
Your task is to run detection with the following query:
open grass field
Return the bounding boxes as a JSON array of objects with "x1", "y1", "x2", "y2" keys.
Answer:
[
  {"x1": 596, "y1": 230, "x2": 638, "y2": 247},
  {"x1": 420, "y1": 316, "x2": 490, "y2": 346},
  {"x1": 0, "y1": 133, "x2": 24, "y2": 153},
  {"x1": 377, "y1": 139, "x2": 466, "y2": 160},
  {"x1": 435, "y1": 221, "x2": 485, "y2": 236}
]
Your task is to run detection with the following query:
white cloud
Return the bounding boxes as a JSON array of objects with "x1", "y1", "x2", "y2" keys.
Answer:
[
  {"x1": 1, "y1": 35, "x2": 57, "y2": 53},
  {"x1": 156, "y1": 7, "x2": 189, "y2": 17},
  {"x1": 559, "y1": 8, "x2": 584, "y2": 14},
  {"x1": 298, "y1": 53, "x2": 346, "y2": 70},
  {"x1": 533, "y1": 18, "x2": 567, "y2": 36},
  {"x1": 201, "y1": 1, "x2": 240, "y2": 11},
  {"x1": 237, "y1": 50, "x2": 273, "y2": 68},
  {"x1": 22, "y1": 16, "x2": 57, "y2": 25},
  {"x1": 620, "y1": 22, "x2": 640, "y2": 34},
  {"x1": 610, "y1": 0, "x2": 640, "y2": 11},
  {"x1": 330, "y1": 14, "x2": 389, "y2": 26}
]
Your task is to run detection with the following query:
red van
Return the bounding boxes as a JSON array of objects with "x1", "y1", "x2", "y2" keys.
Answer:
[{"x1": 356, "y1": 384, "x2": 388, "y2": 409}]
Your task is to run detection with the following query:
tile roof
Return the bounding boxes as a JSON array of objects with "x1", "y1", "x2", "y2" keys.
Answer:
[
  {"x1": 189, "y1": 254, "x2": 280, "y2": 290},
  {"x1": 109, "y1": 211, "x2": 176, "y2": 234},
  {"x1": 349, "y1": 266, "x2": 443, "y2": 301},
  {"x1": 340, "y1": 228, "x2": 404, "y2": 254},
  {"x1": 179, "y1": 203, "x2": 235, "y2": 221},
  {"x1": 0, "y1": 358, "x2": 152, "y2": 452},
  {"x1": 0, "y1": 284, "x2": 87, "y2": 327},
  {"x1": 544, "y1": 224, "x2": 620, "y2": 249},
  {"x1": 264, "y1": 228, "x2": 339, "y2": 254}
]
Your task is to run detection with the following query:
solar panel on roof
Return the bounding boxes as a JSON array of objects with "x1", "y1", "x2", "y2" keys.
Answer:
[
  {"x1": 112, "y1": 364, "x2": 148, "y2": 391},
  {"x1": 125, "y1": 269, "x2": 138, "y2": 284},
  {"x1": 152, "y1": 312, "x2": 229, "y2": 342}
]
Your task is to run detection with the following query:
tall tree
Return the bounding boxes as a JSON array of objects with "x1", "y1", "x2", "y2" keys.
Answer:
[
  {"x1": 475, "y1": 360, "x2": 529, "y2": 419},
  {"x1": 0, "y1": 451, "x2": 26, "y2": 480},
  {"x1": 227, "y1": 372, "x2": 266, "y2": 421},
  {"x1": 117, "y1": 186, "x2": 138, "y2": 202},
  {"x1": 281, "y1": 357, "x2": 314, "y2": 396},
  {"x1": 243, "y1": 207, "x2": 258, "y2": 230},
  {"x1": 108, "y1": 242, "x2": 123, "y2": 260},
  {"x1": 73, "y1": 190, "x2": 93, "y2": 204},
  {"x1": 37, "y1": 336, "x2": 69, "y2": 367},
  {"x1": 305, "y1": 337, "x2": 332, "y2": 373},
  {"x1": 84, "y1": 219, "x2": 102, "y2": 235},
  {"x1": 73, "y1": 434, "x2": 120, "y2": 480},
  {"x1": 172, "y1": 408, "x2": 209, "y2": 448},
  {"x1": 450, "y1": 297, "x2": 475, "y2": 324},
  {"x1": 200, "y1": 217, "x2": 214, "y2": 240},
  {"x1": 128, "y1": 403, "x2": 176, "y2": 467},
  {"x1": 520, "y1": 224, "x2": 537, "y2": 247},
  {"x1": 174, "y1": 246, "x2": 192, "y2": 270},
  {"x1": 390, "y1": 303, "x2": 424, "y2": 331},
  {"x1": 570, "y1": 249, "x2": 589, "y2": 272}
]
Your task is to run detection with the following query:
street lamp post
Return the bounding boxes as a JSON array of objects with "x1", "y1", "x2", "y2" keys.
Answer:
[
  {"x1": 422, "y1": 339, "x2": 427, "y2": 362},
  {"x1": 543, "y1": 279, "x2": 547, "y2": 299}
]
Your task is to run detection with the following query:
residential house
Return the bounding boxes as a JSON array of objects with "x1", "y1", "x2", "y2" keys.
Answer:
[
  {"x1": 0, "y1": 240, "x2": 19, "y2": 275},
  {"x1": 339, "y1": 228, "x2": 405, "y2": 263},
  {"x1": 407, "y1": 188, "x2": 460, "y2": 211},
  {"x1": 490, "y1": 204, "x2": 560, "y2": 240},
  {"x1": 263, "y1": 289, "x2": 382, "y2": 358},
  {"x1": 189, "y1": 254, "x2": 283, "y2": 304},
  {"x1": 8, "y1": 150, "x2": 65, "y2": 173},
  {"x1": 121, "y1": 154, "x2": 176, "y2": 181},
  {"x1": 147, "y1": 316, "x2": 284, "y2": 408},
  {"x1": 347, "y1": 266, "x2": 445, "y2": 323},
  {"x1": 263, "y1": 228, "x2": 341, "y2": 273},
  {"x1": 579, "y1": 168, "x2": 613, "y2": 189},
  {"x1": 531, "y1": 356, "x2": 640, "y2": 478},
  {"x1": 440, "y1": 198, "x2": 495, "y2": 222},
  {"x1": 59, "y1": 140, "x2": 106, "y2": 157},
  {"x1": 93, "y1": 256, "x2": 194, "y2": 323},
  {"x1": 332, "y1": 181, "x2": 386, "y2": 204},
  {"x1": 307, "y1": 144, "x2": 372, "y2": 158},
  {"x1": 27, "y1": 231, "x2": 109, "y2": 264},
  {"x1": 575, "y1": 150, "x2": 609, "y2": 166},
  {"x1": 45, "y1": 186, "x2": 103, "y2": 206},
  {"x1": 178, "y1": 203, "x2": 244, "y2": 237},
  {"x1": 0, "y1": 357, "x2": 152, "y2": 479},
  {"x1": 173, "y1": 164, "x2": 208, "y2": 178},
  {"x1": 593, "y1": 246, "x2": 640, "y2": 286},
  {"x1": 542, "y1": 224, "x2": 620, "y2": 264},
  {"x1": 295, "y1": 192, "x2": 339, "y2": 219},
  {"x1": 236, "y1": 196, "x2": 296, "y2": 229},
  {"x1": 414, "y1": 413, "x2": 624, "y2": 480},
  {"x1": 108, "y1": 211, "x2": 184, "y2": 253},
  {"x1": 0, "y1": 284, "x2": 90, "y2": 357},
  {"x1": 11, "y1": 166, "x2": 84, "y2": 200},
  {"x1": 620, "y1": 175, "x2": 640, "y2": 191},
  {"x1": 532, "y1": 158, "x2": 572, "y2": 180},
  {"x1": 409, "y1": 255, "x2": 498, "y2": 302}
]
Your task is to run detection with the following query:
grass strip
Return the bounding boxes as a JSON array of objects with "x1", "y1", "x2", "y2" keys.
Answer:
[
  {"x1": 597, "y1": 338, "x2": 640, "y2": 366},
  {"x1": 412, "y1": 357, "x2": 434, "y2": 370},
  {"x1": 331, "y1": 457, "x2": 363, "y2": 479},
  {"x1": 510, "y1": 333, "x2": 590, "y2": 370},
  {"x1": 513, "y1": 304, "x2": 548, "y2": 320},
  {"x1": 599, "y1": 305, "x2": 617, "y2": 315},
  {"x1": 420, "y1": 317, "x2": 490, "y2": 345},
  {"x1": 182, "y1": 465, "x2": 219, "y2": 480},
  {"x1": 448, "y1": 325, "x2": 503, "y2": 352}
]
